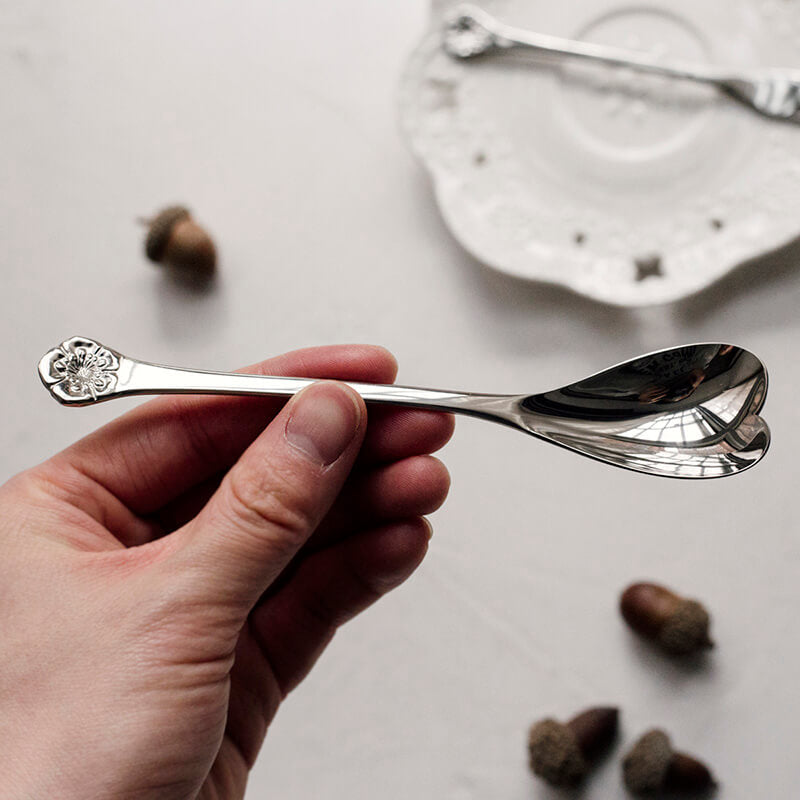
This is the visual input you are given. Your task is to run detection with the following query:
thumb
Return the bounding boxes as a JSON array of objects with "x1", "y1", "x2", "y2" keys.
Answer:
[{"x1": 170, "y1": 381, "x2": 365, "y2": 611}]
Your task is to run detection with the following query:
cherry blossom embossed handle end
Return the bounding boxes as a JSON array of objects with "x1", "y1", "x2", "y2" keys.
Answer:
[{"x1": 38, "y1": 337, "x2": 125, "y2": 406}]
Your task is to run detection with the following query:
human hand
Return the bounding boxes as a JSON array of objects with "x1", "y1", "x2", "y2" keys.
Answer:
[{"x1": 0, "y1": 345, "x2": 452, "y2": 800}]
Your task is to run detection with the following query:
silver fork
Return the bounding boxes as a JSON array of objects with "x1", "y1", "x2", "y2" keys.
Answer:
[{"x1": 443, "y1": 4, "x2": 800, "y2": 121}]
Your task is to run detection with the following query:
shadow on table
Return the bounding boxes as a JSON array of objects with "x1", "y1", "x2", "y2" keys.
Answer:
[
  {"x1": 456, "y1": 231, "x2": 800, "y2": 353},
  {"x1": 457, "y1": 250, "x2": 645, "y2": 359},
  {"x1": 154, "y1": 263, "x2": 227, "y2": 342},
  {"x1": 674, "y1": 234, "x2": 800, "y2": 327},
  {"x1": 621, "y1": 631, "x2": 716, "y2": 687}
]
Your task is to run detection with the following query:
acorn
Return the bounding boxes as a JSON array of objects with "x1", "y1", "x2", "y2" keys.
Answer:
[
  {"x1": 528, "y1": 706, "x2": 619, "y2": 786},
  {"x1": 620, "y1": 582, "x2": 713, "y2": 655},
  {"x1": 142, "y1": 205, "x2": 216, "y2": 273},
  {"x1": 623, "y1": 729, "x2": 716, "y2": 794}
]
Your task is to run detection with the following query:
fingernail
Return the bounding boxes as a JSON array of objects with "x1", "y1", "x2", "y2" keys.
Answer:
[
  {"x1": 422, "y1": 517, "x2": 434, "y2": 540},
  {"x1": 285, "y1": 383, "x2": 362, "y2": 466}
]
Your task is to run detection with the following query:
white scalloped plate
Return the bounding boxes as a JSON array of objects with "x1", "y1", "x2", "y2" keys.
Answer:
[{"x1": 400, "y1": 0, "x2": 800, "y2": 306}]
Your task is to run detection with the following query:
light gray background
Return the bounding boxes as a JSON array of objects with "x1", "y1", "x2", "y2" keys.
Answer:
[{"x1": 2, "y1": 2, "x2": 798, "y2": 798}]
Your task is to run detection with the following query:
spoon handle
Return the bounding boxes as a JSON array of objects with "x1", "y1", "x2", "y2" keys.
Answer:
[
  {"x1": 446, "y1": 4, "x2": 739, "y2": 85},
  {"x1": 38, "y1": 337, "x2": 513, "y2": 418}
]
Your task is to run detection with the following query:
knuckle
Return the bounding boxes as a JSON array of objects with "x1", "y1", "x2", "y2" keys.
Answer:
[
  {"x1": 226, "y1": 466, "x2": 314, "y2": 552},
  {"x1": 9, "y1": 465, "x2": 56, "y2": 497},
  {"x1": 3, "y1": 464, "x2": 73, "y2": 511}
]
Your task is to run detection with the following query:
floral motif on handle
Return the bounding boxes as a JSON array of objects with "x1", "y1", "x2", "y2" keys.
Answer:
[{"x1": 39, "y1": 337, "x2": 119, "y2": 402}]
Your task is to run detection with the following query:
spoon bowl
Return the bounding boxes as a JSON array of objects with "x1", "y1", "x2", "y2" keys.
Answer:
[
  {"x1": 515, "y1": 344, "x2": 769, "y2": 478},
  {"x1": 38, "y1": 338, "x2": 769, "y2": 480}
]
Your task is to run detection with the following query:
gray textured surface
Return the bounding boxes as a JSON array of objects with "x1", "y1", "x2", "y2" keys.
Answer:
[{"x1": 2, "y1": 2, "x2": 799, "y2": 798}]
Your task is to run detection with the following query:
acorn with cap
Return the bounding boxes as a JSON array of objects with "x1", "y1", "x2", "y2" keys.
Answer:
[
  {"x1": 528, "y1": 706, "x2": 619, "y2": 787},
  {"x1": 142, "y1": 205, "x2": 216, "y2": 274}
]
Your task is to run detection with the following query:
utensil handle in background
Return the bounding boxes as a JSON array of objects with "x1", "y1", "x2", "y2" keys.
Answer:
[{"x1": 458, "y1": 5, "x2": 738, "y2": 85}]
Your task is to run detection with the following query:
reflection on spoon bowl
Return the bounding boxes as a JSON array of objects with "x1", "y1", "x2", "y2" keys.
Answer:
[{"x1": 519, "y1": 344, "x2": 769, "y2": 478}]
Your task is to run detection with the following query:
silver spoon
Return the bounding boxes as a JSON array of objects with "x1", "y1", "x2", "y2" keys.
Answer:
[
  {"x1": 444, "y1": 4, "x2": 800, "y2": 121},
  {"x1": 38, "y1": 337, "x2": 769, "y2": 480}
]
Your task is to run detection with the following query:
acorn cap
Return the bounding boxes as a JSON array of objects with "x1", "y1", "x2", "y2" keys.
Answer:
[
  {"x1": 658, "y1": 599, "x2": 713, "y2": 655},
  {"x1": 623, "y1": 729, "x2": 673, "y2": 793},
  {"x1": 144, "y1": 205, "x2": 191, "y2": 263},
  {"x1": 528, "y1": 718, "x2": 588, "y2": 787}
]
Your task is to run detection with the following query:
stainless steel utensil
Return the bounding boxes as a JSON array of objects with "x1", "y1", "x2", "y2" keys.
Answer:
[
  {"x1": 444, "y1": 4, "x2": 800, "y2": 120},
  {"x1": 39, "y1": 337, "x2": 769, "y2": 479}
]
